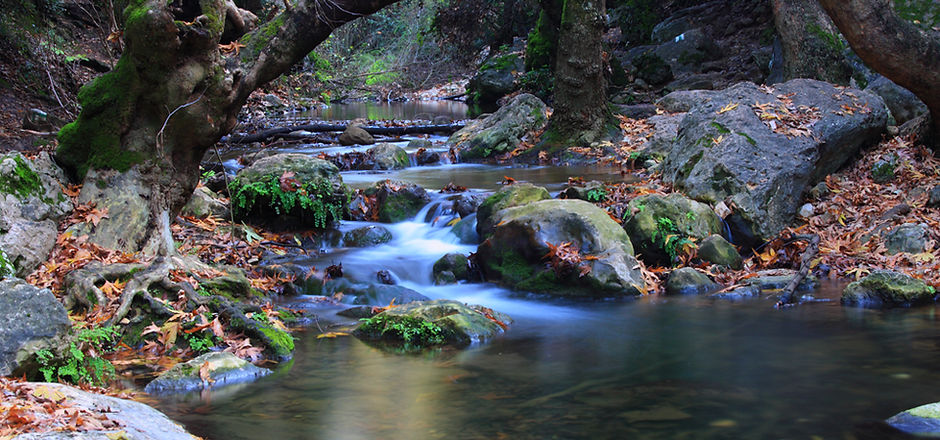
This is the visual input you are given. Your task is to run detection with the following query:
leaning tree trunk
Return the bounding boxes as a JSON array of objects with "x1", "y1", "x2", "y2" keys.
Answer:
[
  {"x1": 772, "y1": 0, "x2": 853, "y2": 85},
  {"x1": 540, "y1": 0, "x2": 611, "y2": 150},
  {"x1": 55, "y1": 0, "x2": 399, "y2": 255},
  {"x1": 817, "y1": 0, "x2": 940, "y2": 146}
]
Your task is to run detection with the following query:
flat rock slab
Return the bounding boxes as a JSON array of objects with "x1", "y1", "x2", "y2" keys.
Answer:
[{"x1": 145, "y1": 352, "x2": 270, "y2": 394}]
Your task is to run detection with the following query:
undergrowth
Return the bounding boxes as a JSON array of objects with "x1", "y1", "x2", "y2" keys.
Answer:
[{"x1": 35, "y1": 325, "x2": 119, "y2": 386}]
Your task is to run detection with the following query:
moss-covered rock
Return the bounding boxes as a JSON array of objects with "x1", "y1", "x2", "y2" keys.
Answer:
[
  {"x1": 144, "y1": 352, "x2": 270, "y2": 394},
  {"x1": 476, "y1": 183, "x2": 550, "y2": 237},
  {"x1": 368, "y1": 143, "x2": 409, "y2": 170},
  {"x1": 354, "y1": 300, "x2": 511, "y2": 348},
  {"x1": 199, "y1": 268, "x2": 252, "y2": 300},
  {"x1": 467, "y1": 53, "x2": 523, "y2": 105},
  {"x1": 665, "y1": 267, "x2": 719, "y2": 295},
  {"x1": 181, "y1": 186, "x2": 229, "y2": 218},
  {"x1": 343, "y1": 225, "x2": 393, "y2": 247},
  {"x1": 364, "y1": 180, "x2": 430, "y2": 223},
  {"x1": 841, "y1": 270, "x2": 937, "y2": 308},
  {"x1": 887, "y1": 402, "x2": 940, "y2": 436},
  {"x1": 477, "y1": 199, "x2": 645, "y2": 297},
  {"x1": 432, "y1": 253, "x2": 469, "y2": 285},
  {"x1": 624, "y1": 193, "x2": 723, "y2": 266},
  {"x1": 447, "y1": 94, "x2": 548, "y2": 160},
  {"x1": 696, "y1": 234, "x2": 742, "y2": 269}
]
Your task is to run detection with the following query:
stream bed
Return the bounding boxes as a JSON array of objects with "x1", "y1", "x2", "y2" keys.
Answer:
[{"x1": 154, "y1": 102, "x2": 938, "y2": 439}]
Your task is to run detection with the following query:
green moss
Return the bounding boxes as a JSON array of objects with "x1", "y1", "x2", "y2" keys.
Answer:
[
  {"x1": 680, "y1": 151, "x2": 703, "y2": 179},
  {"x1": 242, "y1": 13, "x2": 286, "y2": 59},
  {"x1": 258, "y1": 323, "x2": 294, "y2": 358},
  {"x1": 709, "y1": 121, "x2": 731, "y2": 134},
  {"x1": 0, "y1": 155, "x2": 44, "y2": 199},
  {"x1": 737, "y1": 132, "x2": 757, "y2": 146},
  {"x1": 525, "y1": 9, "x2": 558, "y2": 72},
  {"x1": 357, "y1": 314, "x2": 448, "y2": 346},
  {"x1": 907, "y1": 403, "x2": 940, "y2": 419},
  {"x1": 229, "y1": 174, "x2": 346, "y2": 229},
  {"x1": 807, "y1": 23, "x2": 846, "y2": 53}
]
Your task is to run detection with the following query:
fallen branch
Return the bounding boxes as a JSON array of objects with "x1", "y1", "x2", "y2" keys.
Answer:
[
  {"x1": 226, "y1": 123, "x2": 465, "y2": 144},
  {"x1": 775, "y1": 234, "x2": 820, "y2": 308}
]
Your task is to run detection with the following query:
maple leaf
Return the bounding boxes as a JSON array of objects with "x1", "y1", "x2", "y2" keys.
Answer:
[
  {"x1": 85, "y1": 208, "x2": 109, "y2": 227},
  {"x1": 218, "y1": 41, "x2": 246, "y2": 55},
  {"x1": 279, "y1": 171, "x2": 301, "y2": 193},
  {"x1": 199, "y1": 361, "x2": 215, "y2": 386}
]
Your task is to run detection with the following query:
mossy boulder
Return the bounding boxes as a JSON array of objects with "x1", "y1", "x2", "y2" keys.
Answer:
[
  {"x1": 230, "y1": 154, "x2": 347, "y2": 229},
  {"x1": 432, "y1": 253, "x2": 469, "y2": 285},
  {"x1": 665, "y1": 267, "x2": 719, "y2": 295},
  {"x1": 354, "y1": 299, "x2": 511, "y2": 347},
  {"x1": 343, "y1": 225, "x2": 393, "y2": 247},
  {"x1": 841, "y1": 270, "x2": 937, "y2": 308},
  {"x1": 144, "y1": 352, "x2": 270, "y2": 394},
  {"x1": 199, "y1": 268, "x2": 252, "y2": 300},
  {"x1": 477, "y1": 199, "x2": 645, "y2": 297},
  {"x1": 364, "y1": 180, "x2": 430, "y2": 223},
  {"x1": 476, "y1": 183, "x2": 551, "y2": 237},
  {"x1": 467, "y1": 53, "x2": 523, "y2": 105},
  {"x1": 624, "y1": 193, "x2": 722, "y2": 266},
  {"x1": 447, "y1": 94, "x2": 548, "y2": 160},
  {"x1": 368, "y1": 143, "x2": 410, "y2": 170},
  {"x1": 887, "y1": 402, "x2": 940, "y2": 436},
  {"x1": 696, "y1": 234, "x2": 742, "y2": 269}
]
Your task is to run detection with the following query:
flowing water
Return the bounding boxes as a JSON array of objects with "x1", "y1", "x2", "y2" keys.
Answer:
[{"x1": 155, "y1": 102, "x2": 939, "y2": 439}]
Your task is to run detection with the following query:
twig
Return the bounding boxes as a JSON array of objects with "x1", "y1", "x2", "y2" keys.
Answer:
[
  {"x1": 45, "y1": 69, "x2": 74, "y2": 119},
  {"x1": 156, "y1": 90, "x2": 206, "y2": 155},
  {"x1": 212, "y1": 144, "x2": 238, "y2": 247},
  {"x1": 775, "y1": 234, "x2": 820, "y2": 308}
]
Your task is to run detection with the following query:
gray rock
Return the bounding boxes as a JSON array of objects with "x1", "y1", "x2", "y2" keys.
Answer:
[
  {"x1": 432, "y1": 115, "x2": 452, "y2": 125},
  {"x1": 433, "y1": 253, "x2": 469, "y2": 285},
  {"x1": 449, "y1": 193, "x2": 485, "y2": 218},
  {"x1": 407, "y1": 138, "x2": 433, "y2": 150},
  {"x1": 559, "y1": 180, "x2": 607, "y2": 202},
  {"x1": 467, "y1": 54, "x2": 522, "y2": 105},
  {"x1": 477, "y1": 199, "x2": 645, "y2": 297},
  {"x1": 656, "y1": 89, "x2": 714, "y2": 113},
  {"x1": 747, "y1": 270, "x2": 819, "y2": 292},
  {"x1": 354, "y1": 299, "x2": 511, "y2": 346},
  {"x1": 181, "y1": 186, "x2": 229, "y2": 218},
  {"x1": 339, "y1": 124, "x2": 375, "y2": 146},
  {"x1": 865, "y1": 76, "x2": 928, "y2": 125},
  {"x1": 643, "y1": 114, "x2": 683, "y2": 157},
  {"x1": 709, "y1": 285, "x2": 761, "y2": 301},
  {"x1": 885, "y1": 223, "x2": 928, "y2": 255},
  {"x1": 368, "y1": 143, "x2": 410, "y2": 170},
  {"x1": 351, "y1": 284, "x2": 430, "y2": 306},
  {"x1": 448, "y1": 94, "x2": 548, "y2": 160},
  {"x1": 660, "y1": 80, "x2": 887, "y2": 241},
  {"x1": 615, "y1": 104, "x2": 658, "y2": 119},
  {"x1": 929, "y1": 185, "x2": 940, "y2": 208},
  {"x1": 0, "y1": 153, "x2": 72, "y2": 275},
  {"x1": 841, "y1": 270, "x2": 936, "y2": 308},
  {"x1": 451, "y1": 214, "x2": 479, "y2": 244},
  {"x1": 887, "y1": 402, "x2": 940, "y2": 436},
  {"x1": 343, "y1": 225, "x2": 393, "y2": 247},
  {"x1": 798, "y1": 203, "x2": 815, "y2": 218},
  {"x1": 809, "y1": 182, "x2": 830, "y2": 200},
  {"x1": 697, "y1": 234, "x2": 742, "y2": 269},
  {"x1": 624, "y1": 193, "x2": 723, "y2": 266},
  {"x1": 415, "y1": 148, "x2": 441, "y2": 165},
  {"x1": 262, "y1": 93, "x2": 284, "y2": 108},
  {"x1": 665, "y1": 267, "x2": 719, "y2": 295},
  {"x1": 145, "y1": 352, "x2": 270, "y2": 394},
  {"x1": 0, "y1": 278, "x2": 70, "y2": 376},
  {"x1": 476, "y1": 183, "x2": 550, "y2": 237},
  {"x1": 653, "y1": 28, "x2": 719, "y2": 76},
  {"x1": 633, "y1": 51, "x2": 673, "y2": 86},
  {"x1": 364, "y1": 180, "x2": 430, "y2": 223}
]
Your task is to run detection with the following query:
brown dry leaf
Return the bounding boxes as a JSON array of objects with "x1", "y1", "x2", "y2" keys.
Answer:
[{"x1": 198, "y1": 361, "x2": 215, "y2": 386}]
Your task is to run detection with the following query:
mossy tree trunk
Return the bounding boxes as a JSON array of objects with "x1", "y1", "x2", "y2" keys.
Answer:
[
  {"x1": 818, "y1": 0, "x2": 940, "y2": 146},
  {"x1": 771, "y1": 0, "x2": 852, "y2": 85},
  {"x1": 524, "y1": 0, "x2": 564, "y2": 72},
  {"x1": 539, "y1": 0, "x2": 612, "y2": 150},
  {"x1": 55, "y1": 0, "x2": 399, "y2": 255}
]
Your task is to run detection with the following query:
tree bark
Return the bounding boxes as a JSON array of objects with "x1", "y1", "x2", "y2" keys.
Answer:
[
  {"x1": 55, "y1": 0, "x2": 400, "y2": 254},
  {"x1": 817, "y1": 0, "x2": 940, "y2": 145},
  {"x1": 540, "y1": 0, "x2": 612, "y2": 150},
  {"x1": 772, "y1": 0, "x2": 852, "y2": 85}
]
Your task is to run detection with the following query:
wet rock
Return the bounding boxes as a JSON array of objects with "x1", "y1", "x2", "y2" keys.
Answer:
[
  {"x1": 415, "y1": 148, "x2": 441, "y2": 165},
  {"x1": 665, "y1": 267, "x2": 719, "y2": 295},
  {"x1": 0, "y1": 153, "x2": 72, "y2": 275},
  {"x1": 433, "y1": 253, "x2": 469, "y2": 285},
  {"x1": 929, "y1": 185, "x2": 940, "y2": 208},
  {"x1": 477, "y1": 199, "x2": 644, "y2": 297},
  {"x1": 376, "y1": 270, "x2": 396, "y2": 285},
  {"x1": 476, "y1": 183, "x2": 550, "y2": 237},
  {"x1": 354, "y1": 299, "x2": 511, "y2": 346},
  {"x1": 660, "y1": 80, "x2": 887, "y2": 242},
  {"x1": 145, "y1": 352, "x2": 270, "y2": 394},
  {"x1": 887, "y1": 402, "x2": 940, "y2": 436},
  {"x1": 747, "y1": 270, "x2": 819, "y2": 292},
  {"x1": 364, "y1": 180, "x2": 430, "y2": 223},
  {"x1": 623, "y1": 194, "x2": 723, "y2": 266},
  {"x1": 181, "y1": 186, "x2": 229, "y2": 218},
  {"x1": 451, "y1": 214, "x2": 479, "y2": 244},
  {"x1": 696, "y1": 234, "x2": 742, "y2": 269},
  {"x1": 709, "y1": 285, "x2": 761, "y2": 301},
  {"x1": 865, "y1": 76, "x2": 928, "y2": 125},
  {"x1": 338, "y1": 124, "x2": 375, "y2": 146},
  {"x1": 885, "y1": 223, "x2": 928, "y2": 255},
  {"x1": 841, "y1": 270, "x2": 937, "y2": 308},
  {"x1": 343, "y1": 225, "x2": 393, "y2": 247},
  {"x1": 337, "y1": 306, "x2": 378, "y2": 319},
  {"x1": 0, "y1": 278, "x2": 70, "y2": 376},
  {"x1": 368, "y1": 143, "x2": 409, "y2": 170},
  {"x1": 559, "y1": 180, "x2": 607, "y2": 202},
  {"x1": 432, "y1": 115, "x2": 452, "y2": 125},
  {"x1": 324, "y1": 278, "x2": 430, "y2": 306},
  {"x1": 447, "y1": 193, "x2": 484, "y2": 218},
  {"x1": 408, "y1": 138, "x2": 433, "y2": 150},
  {"x1": 447, "y1": 94, "x2": 548, "y2": 160}
]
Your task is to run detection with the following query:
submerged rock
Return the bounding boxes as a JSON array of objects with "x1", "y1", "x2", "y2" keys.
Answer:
[
  {"x1": 144, "y1": 352, "x2": 270, "y2": 394},
  {"x1": 343, "y1": 225, "x2": 393, "y2": 247},
  {"x1": 841, "y1": 270, "x2": 936, "y2": 308},
  {"x1": 476, "y1": 183, "x2": 550, "y2": 237},
  {"x1": 432, "y1": 253, "x2": 469, "y2": 285},
  {"x1": 447, "y1": 94, "x2": 548, "y2": 160},
  {"x1": 0, "y1": 278, "x2": 70, "y2": 376},
  {"x1": 354, "y1": 299, "x2": 511, "y2": 347},
  {"x1": 665, "y1": 267, "x2": 719, "y2": 295}
]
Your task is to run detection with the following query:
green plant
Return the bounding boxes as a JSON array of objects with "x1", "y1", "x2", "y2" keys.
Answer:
[
  {"x1": 0, "y1": 248, "x2": 14, "y2": 278},
  {"x1": 895, "y1": 0, "x2": 940, "y2": 28},
  {"x1": 183, "y1": 332, "x2": 218, "y2": 354},
  {"x1": 651, "y1": 217, "x2": 697, "y2": 263},
  {"x1": 585, "y1": 187, "x2": 607, "y2": 202},
  {"x1": 36, "y1": 326, "x2": 119, "y2": 385},
  {"x1": 229, "y1": 175, "x2": 346, "y2": 229},
  {"x1": 358, "y1": 314, "x2": 447, "y2": 346}
]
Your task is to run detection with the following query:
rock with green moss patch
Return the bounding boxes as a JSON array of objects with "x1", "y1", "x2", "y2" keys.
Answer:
[
  {"x1": 887, "y1": 402, "x2": 940, "y2": 436},
  {"x1": 368, "y1": 143, "x2": 410, "y2": 170},
  {"x1": 476, "y1": 183, "x2": 550, "y2": 237},
  {"x1": 432, "y1": 253, "x2": 469, "y2": 285},
  {"x1": 624, "y1": 193, "x2": 722, "y2": 266},
  {"x1": 0, "y1": 153, "x2": 74, "y2": 275},
  {"x1": 364, "y1": 180, "x2": 430, "y2": 223},
  {"x1": 343, "y1": 225, "x2": 393, "y2": 247},
  {"x1": 477, "y1": 199, "x2": 645, "y2": 297},
  {"x1": 467, "y1": 53, "x2": 522, "y2": 105},
  {"x1": 144, "y1": 352, "x2": 270, "y2": 394},
  {"x1": 354, "y1": 299, "x2": 511, "y2": 347},
  {"x1": 696, "y1": 234, "x2": 742, "y2": 269},
  {"x1": 559, "y1": 180, "x2": 607, "y2": 202},
  {"x1": 199, "y1": 268, "x2": 252, "y2": 299},
  {"x1": 665, "y1": 267, "x2": 719, "y2": 295},
  {"x1": 841, "y1": 270, "x2": 937, "y2": 308},
  {"x1": 447, "y1": 94, "x2": 548, "y2": 160}
]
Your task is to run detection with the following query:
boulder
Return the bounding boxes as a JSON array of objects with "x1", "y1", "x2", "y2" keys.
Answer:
[
  {"x1": 0, "y1": 278, "x2": 70, "y2": 376},
  {"x1": 447, "y1": 94, "x2": 548, "y2": 160},
  {"x1": 652, "y1": 28, "x2": 719, "y2": 76},
  {"x1": 450, "y1": 214, "x2": 479, "y2": 244},
  {"x1": 343, "y1": 225, "x2": 393, "y2": 247},
  {"x1": 841, "y1": 270, "x2": 936, "y2": 308},
  {"x1": 467, "y1": 54, "x2": 522, "y2": 105},
  {"x1": 368, "y1": 143, "x2": 410, "y2": 170},
  {"x1": 929, "y1": 185, "x2": 940, "y2": 208},
  {"x1": 432, "y1": 253, "x2": 469, "y2": 285},
  {"x1": 887, "y1": 402, "x2": 940, "y2": 437},
  {"x1": 656, "y1": 89, "x2": 714, "y2": 113},
  {"x1": 624, "y1": 193, "x2": 723, "y2": 266},
  {"x1": 364, "y1": 180, "x2": 430, "y2": 223},
  {"x1": 746, "y1": 269, "x2": 819, "y2": 292},
  {"x1": 660, "y1": 80, "x2": 887, "y2": 242},
  {"x1": 865, "y1": 76, "x2": 928, "y2": 125},
  {"x1": 696, "y1": 234, "x2": 742, "y2": 269},
  {"x1": 415, "y1": 148, "x2": 441, "y2": 165},
  {"x1": 229, "y1": 154, "x2": 347, "y2": 229},
  {"x1": 354, "y1": 299, "x2": 511, "y2": 346},
  {"x1": 181, "y1": 186, "x2": 229, "y2": 218},
  {"x1": 559, "y1": 180, "x2": 608, "y2": 202},
  {"x1": 322, "y1": 278, "x2": 430, "y2": 306},
  {"x1": 448, "y1": 193, "x2": 486, "y2": 218},
  {"x1": 665, "y1": 267, "x2": 719, "y2": 295},
  {"x1": 477, "y1": 199, "x2": 645, "y2": 296},
  {"x1": 643, "y1": 114, "x2": 683, "y2": 157},
  {"x1": 885, "y1": 223, "x2": 928, "y2": 255},
  {"x1": 144, "y1": 352, "x2": 270, "y2": 394},
  {"x1": 476, "y1": 183, "x2": 550, "y2": 237},
  {"x1": 0, "y1": 153, "x2": 72, "y2": 275},
  {"x1": 338, "y1": 124, "x2": 375, "y2": 146}
]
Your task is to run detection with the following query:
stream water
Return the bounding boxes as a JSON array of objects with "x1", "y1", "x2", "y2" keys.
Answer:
[{"x1": 155, "y1": 102, "x2": 938, "y2": 439}]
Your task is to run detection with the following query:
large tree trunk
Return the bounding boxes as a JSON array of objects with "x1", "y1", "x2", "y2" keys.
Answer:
[
  {"x1": 772, "y1": 0, "x2": 852, "y2": 85},
  {"x1": 55, "y1": 0, "x2": 399, "y2": 254},
  {"x1": 817, "y1": 0, "x2": 940, "y2": 145},
  {"x1": 540, "y1": 0, "x2": 611, "y2": 149}
]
